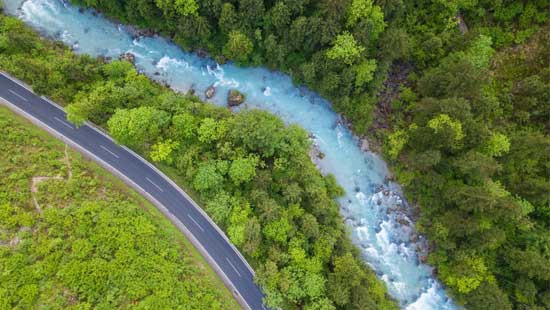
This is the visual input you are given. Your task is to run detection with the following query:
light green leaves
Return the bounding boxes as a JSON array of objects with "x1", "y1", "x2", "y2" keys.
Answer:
[
  {"x1": 150, "y1": 139, "x2": 179, "y2": 164},
  {"x1": 428, "y1": 114, "x2": 465, "y2": 143},
  {"x1": 483, "y1": 133, "x2": 510, "y2": 157},
  {"x1": 108, "y1": 107, "x2": 168, "y2": 149},
  {"x1": 355, "y1": 59, "x2": 377, "y2": 87},
  {"x1": 387, "y1": 129, "x2": 408, "y2": 159},
  {"x1": 347, "y1": 0, "x2": 386, "y2": 41},
  {"x1": 326, "y1": 32, "x2": 365, "y2": 65},
  {"x1": 229, "y1": 155, "x2": 259, "y2": 185}
]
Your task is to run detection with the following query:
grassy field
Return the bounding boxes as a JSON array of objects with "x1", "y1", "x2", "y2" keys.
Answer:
[{"x1": 0, "y1": 106, "x2": 240, "y2": 309}]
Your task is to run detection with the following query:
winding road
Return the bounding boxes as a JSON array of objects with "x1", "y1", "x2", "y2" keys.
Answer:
[{"x1": 0, "y1": 72, "x2": 265, "y2": 310}]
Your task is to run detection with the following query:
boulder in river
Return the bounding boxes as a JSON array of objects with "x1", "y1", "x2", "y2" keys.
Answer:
[
  {"x1": 195, "y1": 48, "x2": 208, "y2": 58},
  {"x1": 205, "y1": 85, "x2": 216, "y2": 99},
  {"x1": 227, "y1": 89, "x2": 245, "y2": 106},
  {"x1": 119, "y1": 52, "x2": 135, "y2": 64}
]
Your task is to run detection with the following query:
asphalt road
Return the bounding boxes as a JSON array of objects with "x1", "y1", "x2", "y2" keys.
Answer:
[{"x1": 0, "y1": 72, "x2": 265, "y2": 310}]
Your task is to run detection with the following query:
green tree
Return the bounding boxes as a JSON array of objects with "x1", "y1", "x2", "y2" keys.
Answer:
[
  {"x1": 326, "y1": 32, "x2": 365, "y2": 65},
  {"x1": 227, "y1": 204, "x2": 251, "y2": 246},
  {"x1": 154, "y1": 0, "x2": 198, "y2": 16},
  {"x1": 218, "y1": 3, "x2": 238, "y2": 34},
  {"x1": 192, "y1": 162, "x2": 225, "y2": 193},
  {"x1": 355, "y1": 59, "x2": 377, "y2": 87},
  {"x1": 107, "y1": 107, "x2": 169, "y2": 149},
  {"x1": 150, "y1": 139, "x2": 179, "y2": 164},
  {"x1": 229, "y1": 155, "x2": 259, "y2": 185},
  {"x1": 482, "y1": 133, "x2": 510, "y2": 157},
  {"x1": 223, "y1": 31, "x2": 254, "y2": 64},
  {"x1": 197, "y1": 118, "x2": 227, "y2": 143},
  {"x1": 270, "y1": 2, "x2": 290, "y2": 32},
  {"x1": 347, "y1": 0, "x2": 386, "y2": 42}
]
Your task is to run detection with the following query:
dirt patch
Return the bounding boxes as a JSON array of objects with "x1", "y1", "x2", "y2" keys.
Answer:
[
  {"x1": 30, "y1": 176, "x2": 64, "y2": 193},
  {"x1": 64, "y1": 144, "x2": 73, "y2": 180},
  {"x1": 29, "y1": 143, "x2": 73, "y2": 211}
]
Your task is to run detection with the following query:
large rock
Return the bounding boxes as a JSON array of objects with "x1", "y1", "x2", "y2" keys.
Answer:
[
  {"x1": 227, "y1": 89, "x2": 245, "y2": 107},
  {"x1": 205, "y1": 85, "x2": 216, "y2": 99},
  {"x1": 119, "y1": 52, "x2": 135, "y2": 64}
]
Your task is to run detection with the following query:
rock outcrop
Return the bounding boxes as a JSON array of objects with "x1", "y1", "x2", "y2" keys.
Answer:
[
  {"x1": 119, "y1": 52, "x2": 135, "y2": 64},
  {"x1": 227, "y1": 89, "x2": 245, "y2": 106},
  {"x1": 205, "y1": 85, "x2": 216, "y2": 99}
]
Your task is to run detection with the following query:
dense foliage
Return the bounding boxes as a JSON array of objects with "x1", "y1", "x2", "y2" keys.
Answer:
[
  {"x1": 0, "y1": 107, "x2": 238, "y2": 309},
  {"x1": 384, "y1": 27, "x2": 550, "y2": 310},
  {"x1": 63, "y1": 0, "x2": 550, "y2": 309},
  {"x1": 0, "y1": 14, "x2": 396, "y2": 310},
  {"x1": 377, "y1": 2, "x2": 549, "y2": 310}
]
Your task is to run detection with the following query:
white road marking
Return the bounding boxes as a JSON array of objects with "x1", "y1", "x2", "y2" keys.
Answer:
[
  {"x1": 187, "y1": 214, "x2": 205, "y2": 232},
  {"x1": 54, "y1": 116, "x2": 74, "y2": 129},
  {"x1": 99, "y1": 145, "x2": 120, "y2": 158},
  {"x1": 8, "y1": 89, "x2": 28, "y2": 102},
  {"x1": 146, "y1": 177, "x2": 164, "y2": 192},
  {"x1": 226, "y1": 257, "x2": 242, "y2": 277}
]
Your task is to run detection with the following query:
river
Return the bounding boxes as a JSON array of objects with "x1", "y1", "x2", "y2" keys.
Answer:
[{"x1": 3, "y1": 0, "x2": 457, "y2": 308}]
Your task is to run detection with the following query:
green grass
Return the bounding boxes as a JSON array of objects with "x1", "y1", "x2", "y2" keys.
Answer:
[{"x1": 0, "y1": 106, "x2": 240, "y2": 310}]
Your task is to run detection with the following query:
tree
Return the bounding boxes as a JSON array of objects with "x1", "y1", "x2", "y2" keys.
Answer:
[
  {"x1": 197, "y1": 117, "x2": 227, "y2": 143},
  {"x1": 482, "y1": 133, "x2": 510, "y2": 157},
  {"x1": 301, "y1": 213, "x2": 320, "y2": 240},
  {"x1": 205, "y1": 191, "x2": 235, "y2": 224},
  {"x1": 439, "y1": 254, "x2": 493, "y2": 294},
  {"x1": 150, "y1": 139, "x2": 179, "y2": 164},
  {"x1": 228, "y1": 110, "x2": 286, "y2": 158},
  {"x1": 229, "y1": 156, "x2": 259, "y2": 185},
  {"x1": 192, "y1": 162, "x2": 224, "y2": 193},
  {"x1": 154, "y1": 0, "x2": 198, "y2": 16},
  {"x1": 326, "y1": 32, "x2": 365, "y2": 65},
  {"x1": 227, "y1": 204, "x2": 251, "y2": 246},
  {"x1": 263, "y1": 217, "x2": 292, "y2": 245},
  {"x1": 427, "y1": 114, "x2": 465, "y2": 147},
  {"x1": 387, "y1": 129, "x2": 408, "y2": 159},
  {"x1": 270, "y1": 2, "x2": 290, "y2": 32},
  {"x1": 463, "y1": 34, "x2": 494, "y2": 69},
  {"x1": 218, "y1": 3, "x2": 238, "y2": 34},
  {"x1": 327, "y1": 253, "x2": 364, "y2": 306},
  {"x1": 355, "y1": 59, "x2": 377, "y2": 87},
  {"x1": 238, "y1": 0, "x2": 265, "y2": 28},
  {"x1": 347, "y1": 0, "x2": 386, "y2": 42},
  {"x1": 242, "y1": 217, "x2": 262, "y2": 257},
  {"x1": 223, "y1": 31, "x2": 253, "y2": 64},
  {"x1": 107, "y1": 107, "x2": 169, "y2": 149},
  {"x1": 379, "y1": 27, "x2": 411, "y2": 61},
  {"x1": 171, "y1": 112, "x2": 197, "y2": 141}
]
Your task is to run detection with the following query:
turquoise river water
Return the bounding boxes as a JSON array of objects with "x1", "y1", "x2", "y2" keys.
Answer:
[{"x1": 4, "y1": 0, "x2": 458, "y2": 309}]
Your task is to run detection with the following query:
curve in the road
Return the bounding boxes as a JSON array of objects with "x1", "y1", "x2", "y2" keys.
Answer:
[{"x1": 0, "y1": 72, "x2": 265, "y2": 310}]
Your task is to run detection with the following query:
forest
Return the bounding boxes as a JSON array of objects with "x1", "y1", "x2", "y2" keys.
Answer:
[
  {"x1": 59, "y1": 0, "x2": 549, "y2": 309},
  {"x1": 0, "y1": 106, "x2": 240, "y2": 309},
  {"x1": 0, "y1": 13, "x2": 396, "y2": 310}
]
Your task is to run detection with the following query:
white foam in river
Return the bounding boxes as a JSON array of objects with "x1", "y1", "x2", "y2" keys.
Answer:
[{"x1": 4, "y1": 0, "x2": 458, "y2": 308}]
